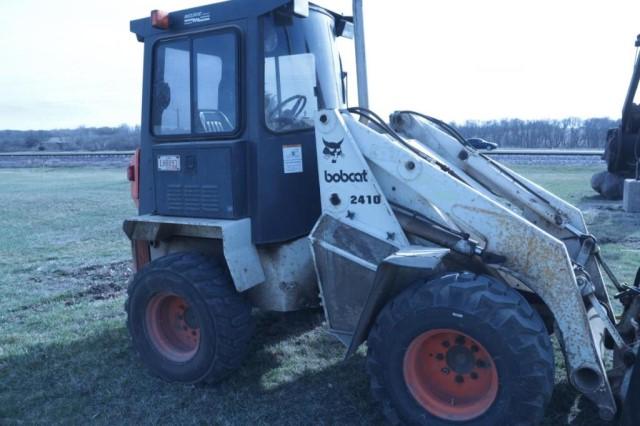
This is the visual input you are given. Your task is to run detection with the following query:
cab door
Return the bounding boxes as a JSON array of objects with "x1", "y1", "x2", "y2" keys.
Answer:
[{"x1": 143, "y1": 28, "x2": 248, "y2": 220}]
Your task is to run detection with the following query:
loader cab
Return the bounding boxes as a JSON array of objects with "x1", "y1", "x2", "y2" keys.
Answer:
[{"x1": 130, "y1": 0, "x2": 351, "y2": 244}]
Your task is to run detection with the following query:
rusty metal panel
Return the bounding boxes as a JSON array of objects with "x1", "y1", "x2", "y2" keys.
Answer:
[
  {"x1": 310, "y1": 215, "x2": 397, "y2": 338},
  {"x1": 248, "y1": 238, "x2": 320, "y2": 312}
]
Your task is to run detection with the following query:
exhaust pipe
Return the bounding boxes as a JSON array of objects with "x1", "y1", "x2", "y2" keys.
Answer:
[{"x1": 352, "y1": 0, "x2": 369, "y2": 109}]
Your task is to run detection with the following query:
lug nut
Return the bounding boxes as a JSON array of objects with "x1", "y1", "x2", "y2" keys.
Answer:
[
  {"x1": 442, "y1": 340, "x2": 450, "y2": 348},
  {"x1": 470, "y1": 372, "x2": 479, "y2": 380},
  {"x1": 441, "y1": 367, "x2": 450, "y2": 375},
  {"x1": 455, "y1": 335, "x2": 466, "y2": 345},
  {"x1": 436, "y1": 353, "x2": 444, "y2": 361},
  {"x1": 455, "y1": 375, "x2": 464, "y2": 384}
]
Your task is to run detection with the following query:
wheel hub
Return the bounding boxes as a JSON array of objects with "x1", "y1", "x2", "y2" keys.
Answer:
[
  {"x1": 403, "y1": 328, "x2": 498, "y2": 421},
  {"x1": 446, "y1": 344, "x2": 475, "y2": 374},
  {"x1": 145, "y1": 292, "x2": 201, "y2": 363}
]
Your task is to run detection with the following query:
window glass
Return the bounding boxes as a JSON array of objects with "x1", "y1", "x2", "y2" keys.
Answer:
[
  {"x1": 265, "y1": 54, "x2": 317, "y2": 131},
  {"x1": 194, "y1": 33, "x2": 238, "y2": 134},
  {"x1": 152, "y1": 40, "x2": 191, "y2": 135},
  {"x1": 262, "y1": 10, "x2": 344, "y2": 132},
  {"x1": 151, "y1": 32, "x2": 238, "y2": 137}
]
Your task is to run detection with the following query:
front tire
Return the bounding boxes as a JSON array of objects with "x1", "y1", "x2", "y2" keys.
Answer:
[
  {"x1": 126, "y1": 252, "x2": 254, "y2": 384},
  {"x1": 366, "y1": 273, "x2": 554, "y2": 426}
]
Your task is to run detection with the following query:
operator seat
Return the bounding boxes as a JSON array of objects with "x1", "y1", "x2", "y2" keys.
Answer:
[{"x1": 199, "y1": 110, "x2": 234, "y2": 133}]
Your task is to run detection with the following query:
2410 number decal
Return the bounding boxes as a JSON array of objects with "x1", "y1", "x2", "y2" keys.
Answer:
[{"x1": 350, "y1": 195, "x2": 382, "y2": 205}]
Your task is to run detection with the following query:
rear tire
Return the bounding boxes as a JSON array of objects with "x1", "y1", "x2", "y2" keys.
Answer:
[
  {"x1": 126, "y1": 252, "x2": 254, "y2": 384},
  {"x1": 366, "y1": 272, "x2": 554, "y2": 426}
]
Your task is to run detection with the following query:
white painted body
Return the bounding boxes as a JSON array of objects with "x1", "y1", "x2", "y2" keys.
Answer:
[{"x1": 312, "y1": 109, "x2": 620, "y2": 417}]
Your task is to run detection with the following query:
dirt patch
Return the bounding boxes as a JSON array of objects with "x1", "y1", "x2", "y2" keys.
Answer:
[
  {"x1": 12, "y1": 261, "x2": 133, "y2": 312},
  {"x1": 61, "y1": 261, "x2": 133, "y2": 305},
  {"x1": 582, "y1": 206, "x2": 640, "y2": 248}
]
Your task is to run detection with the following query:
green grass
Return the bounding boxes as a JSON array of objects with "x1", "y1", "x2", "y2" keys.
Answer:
[
  {"x1": 511, "y1": 165, "x2": 640, "y2": 282},
  {"x1": 1, "y1": 165, "x2": 638, "y2": 425}
]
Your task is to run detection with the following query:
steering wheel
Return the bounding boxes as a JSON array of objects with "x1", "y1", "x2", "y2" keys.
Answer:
[{"x1": 268, "y1": 95, "x2": 308, "y2": 130}]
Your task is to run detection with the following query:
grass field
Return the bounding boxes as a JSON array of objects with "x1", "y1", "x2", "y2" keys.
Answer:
[{"x1": 1, "y1": 165, "x2": 639, "y2": 425}]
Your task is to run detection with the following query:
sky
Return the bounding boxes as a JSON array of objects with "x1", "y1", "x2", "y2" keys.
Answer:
[{"x1": 0, "y1": 0, "x2": 639, "y2": 130}]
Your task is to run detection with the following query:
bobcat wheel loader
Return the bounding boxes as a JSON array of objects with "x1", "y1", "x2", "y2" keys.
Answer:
[{"x1": 123, "y1": 1, "x2": 640, "y2": 424}]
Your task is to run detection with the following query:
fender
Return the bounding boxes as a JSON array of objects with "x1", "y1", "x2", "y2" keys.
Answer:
[
  {"x1": 345, "y1": 247, "x2": 450, "y2": 358},
  {"x1": 123, "y1": 215, "x2": 266, "y2": 292}
]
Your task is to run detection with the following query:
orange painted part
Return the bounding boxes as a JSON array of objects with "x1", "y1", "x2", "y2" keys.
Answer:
[
  {"x1": 403, "y1": 329, "x2": 498, "y2": 421},
  {"x1": 128, "y1": 148, "x2": 140, "y2": 208},
  {"x1": 151, "y1": 10, "x2": 170, "y2": 30},
  {"x1": 145, "y1": 292, "x2": 200, "y2": 362},
  {"x1": 132, "y1": 239, "x2": 150, "y2": 272}
]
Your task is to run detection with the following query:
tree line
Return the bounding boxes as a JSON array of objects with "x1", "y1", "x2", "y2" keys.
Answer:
[
  {"x1": 0, "y1": 125, "x2": 140, "y2": 152},
  {"x1": 0, "y1": 118, "x2": 619, "y2": 152},
  {"x1": 454, "y1": 118, "x2": 618, "y2": 149}
]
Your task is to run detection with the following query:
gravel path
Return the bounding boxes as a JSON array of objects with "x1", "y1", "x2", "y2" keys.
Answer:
[{"x1": 0, "y1": 153, "x2": 605, "y2": 169}]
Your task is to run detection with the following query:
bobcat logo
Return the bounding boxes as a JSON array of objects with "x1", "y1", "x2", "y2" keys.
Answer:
[{"x1": 322, "y1": 138, "x2": 344, "y2": 163}]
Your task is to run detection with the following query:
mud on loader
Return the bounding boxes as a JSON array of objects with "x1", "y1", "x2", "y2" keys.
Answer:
[{"x1": 123, "y1": 1, "x2": 640, "y2": 424}]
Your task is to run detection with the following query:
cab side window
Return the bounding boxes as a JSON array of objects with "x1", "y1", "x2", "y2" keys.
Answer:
[
  {"x1": 152, "y1": 32, "x2": 239, "y2": 137},
  {"x1": 263, "y1": 17, "x2": 319, "y2": 133}
]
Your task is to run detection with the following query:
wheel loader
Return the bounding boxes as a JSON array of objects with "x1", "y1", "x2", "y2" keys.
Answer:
[
  {"x1": 123, "y1": 1, "x2": 640, "y2": 424},
  {"x1": 592, "y1": 34, "x2": 640, "y2": 200}
]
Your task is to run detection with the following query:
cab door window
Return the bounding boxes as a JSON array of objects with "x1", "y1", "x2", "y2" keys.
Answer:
[
  {"x1": 152, "y1": 39, "x2": 191, "y2": 135},
  {"x1": 152, "y1": 32, "x2": 239, "y2": 137}
]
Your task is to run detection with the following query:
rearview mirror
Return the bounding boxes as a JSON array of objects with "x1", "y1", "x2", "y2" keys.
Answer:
[{"x1": 293, "y1": 0, "x2": 309, "y2": 17}]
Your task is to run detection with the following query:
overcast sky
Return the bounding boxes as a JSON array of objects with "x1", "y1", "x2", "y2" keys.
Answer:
[{"x1": 0, "y1": 0, "x2": 638, "y2": 130}]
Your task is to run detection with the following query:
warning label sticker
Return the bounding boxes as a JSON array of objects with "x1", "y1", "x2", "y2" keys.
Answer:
[{"x1": 283, "y1": 145, "x2": 303, "y2": 174}]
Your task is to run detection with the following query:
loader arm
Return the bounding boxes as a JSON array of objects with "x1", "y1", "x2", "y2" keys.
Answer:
[
  {"x1": 390, "y1": 112, "x2": 610, "y2": 306},
  {"x1": 312, "y1": 109, "x2": 619, "y2": 419}
]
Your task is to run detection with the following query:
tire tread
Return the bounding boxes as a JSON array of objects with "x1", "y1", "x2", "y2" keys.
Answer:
[
  {"x1": 366, "y1": 272, "x2": 554, "y2": 425},
  {"x1": 125, "y1": 252, "x2": 254, "y2": 384}
]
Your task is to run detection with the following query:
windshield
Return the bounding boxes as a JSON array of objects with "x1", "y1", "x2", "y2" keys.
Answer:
[{"x1": 263, "y1": 7, "x2": 344, "y2": 132}]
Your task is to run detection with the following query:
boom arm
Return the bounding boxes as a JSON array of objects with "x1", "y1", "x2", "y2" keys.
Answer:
[{"x1": 621, "y1": 34, "x2": 640, "y2": 133}]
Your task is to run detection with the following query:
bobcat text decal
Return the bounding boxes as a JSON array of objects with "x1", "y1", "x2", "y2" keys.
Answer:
[{"x1": 324, "y1": 170, "x2": 369, "y2": 183}]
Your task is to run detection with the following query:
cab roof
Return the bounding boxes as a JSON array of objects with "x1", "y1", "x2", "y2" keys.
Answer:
[{"x1": 130, "y1": 0, "x2": 304, "y2": 41}]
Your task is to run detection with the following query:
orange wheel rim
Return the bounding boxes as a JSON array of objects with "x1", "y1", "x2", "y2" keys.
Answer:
[
  {"x1": 145, "y1": 292, "x2": 200, "y2": 362},
  {"x1": 403, "y1": 329, "x2": 498, "y2": 421}
]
